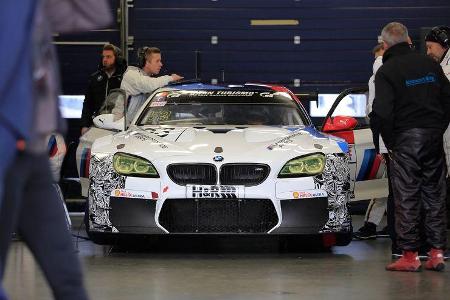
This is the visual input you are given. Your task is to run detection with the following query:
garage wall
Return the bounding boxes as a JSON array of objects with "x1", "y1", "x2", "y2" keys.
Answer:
[
  {"x1": 55, "y1": 0, "x2": 121, "y2": 95},
  {"x1": 130, "y1": 0, "x2": 450, "y2": 93},
  {"x1": 57, "y1": 0, "x2": 450, "y2": 94}
]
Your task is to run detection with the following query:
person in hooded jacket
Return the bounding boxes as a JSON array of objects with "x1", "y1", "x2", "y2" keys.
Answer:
[
  {"x1": 371, "y1": 22, "x2": 450, "y2": 272},
  {"x1": 80, "y1": 43, "x2": 127, "y2": 135}
]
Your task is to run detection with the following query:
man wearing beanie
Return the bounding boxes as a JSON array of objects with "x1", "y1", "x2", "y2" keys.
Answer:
[
  {"x1": 425, "y1": 26, "x2": 450, "y2": 232},
  {"x1": 425, "y1": 26, "x2": 450, "y2": 74}
]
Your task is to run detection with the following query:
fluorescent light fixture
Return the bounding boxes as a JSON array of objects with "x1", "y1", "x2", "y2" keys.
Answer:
[
  {"x1": 310, "y1": 94, "x2": 367, "y2": 117},
  {"x1": 251, "y1": 19, "x2": 299, "y2": 26},
  {"x1": 59, "y1": 95, "x2": 84, "y2": 119}
]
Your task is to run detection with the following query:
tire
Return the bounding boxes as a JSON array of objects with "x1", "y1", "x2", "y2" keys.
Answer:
[
  {"x1": 335, "y1": 232, "x2": 353, "y2": 246},
  {"x1": 335, "y1": 223, "x2": 353, "y2": 246}
]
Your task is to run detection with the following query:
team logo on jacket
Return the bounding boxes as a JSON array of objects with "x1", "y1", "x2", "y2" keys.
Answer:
[
  {"x1": 97, "y1": 75, "x2": 103, "y2": 81},
  {"x1": 213, "y1": 155, "x2": 224, "y2": 162}
]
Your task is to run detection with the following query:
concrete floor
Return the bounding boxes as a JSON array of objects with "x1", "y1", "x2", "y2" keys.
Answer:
[{"x1": 3, "y1": 216, "x2": 450, "y2": 300}]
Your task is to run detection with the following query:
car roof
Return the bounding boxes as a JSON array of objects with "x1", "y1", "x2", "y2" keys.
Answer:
[{"x1": 163, "y1": 82, "x2": 288, "y2": 93}]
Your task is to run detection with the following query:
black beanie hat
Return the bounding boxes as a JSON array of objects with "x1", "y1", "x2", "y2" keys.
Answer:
[{"x1": 425, "y1": 26, "x2": 450, "y2": 48}]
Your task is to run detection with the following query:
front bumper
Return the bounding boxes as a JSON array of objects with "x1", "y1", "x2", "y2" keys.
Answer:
[
  {"x1": 105, "y1": 196, "x2": 331, "y2": 235},
  {"x1": 87, "y1": 153, "x2": 352, "y2": 238}
]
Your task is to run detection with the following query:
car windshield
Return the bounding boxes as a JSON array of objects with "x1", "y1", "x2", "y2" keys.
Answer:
[{"x1": 137, "y1": 90, "x2": 307, "y2": 126}]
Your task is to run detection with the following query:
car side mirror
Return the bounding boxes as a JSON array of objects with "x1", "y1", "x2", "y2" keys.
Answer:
[
  {"x1": 93, "y1": 114, "x2": 124, "y2": 131},
  {"x1": 322, "y1": 116, "x2": 358, "y2": 132},
  {"x1": 97, "y1": 89, "x2": 128, "y2": 131}
]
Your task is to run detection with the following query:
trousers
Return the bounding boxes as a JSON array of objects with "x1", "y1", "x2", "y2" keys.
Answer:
[
  {"x1": 0, "y1": 153, "x2": 88, "y2": 300},
  {"x1": 390, "y1": 128, "x2": 447, "y2": 250}
]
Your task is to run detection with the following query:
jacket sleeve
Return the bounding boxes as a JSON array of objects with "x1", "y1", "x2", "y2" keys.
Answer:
[
  {"x1": 373, "y1": 56, "x2": 383, "y2": 74},
  {"x1": 121, "y1": 69, "x2": 172, "y2": 96},
  {"x1": 442, "y1": 64, "x2": 450, "y2": 80},
  {"x1": 438, "y1": 67, "x2": 450, "y2": 128},
  {"x1": 44, "y1": 0, "x2": 112, "y2": 33},
  {"x1": 80, "y1": 78, "x2": 95, "y2": 128},
  {"x1": 372, "y1": 69, "x2": 395, "y2": 149}
]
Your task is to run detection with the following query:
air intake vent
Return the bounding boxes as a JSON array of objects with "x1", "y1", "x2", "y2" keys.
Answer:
[
  {"x1": 220, "y1": 164, "x2": 270, "y2": 186},
  {"x1": 159, "y1": 198, "x2": 278, "y2": 233},
  {"x1": 167, "y1": 164, "x2": 217, "y2": 185}
]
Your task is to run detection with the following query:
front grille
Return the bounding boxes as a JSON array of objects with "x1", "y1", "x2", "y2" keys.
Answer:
[
  {"x1": 167, "y1": 164, "x2": 217, "y2": 185},
  {"x1": 159, "y1": 198, "x2": 278, "y2": 233},
  {"x1": 220, "y1": 164, "x2": 270, "y2": 186}
]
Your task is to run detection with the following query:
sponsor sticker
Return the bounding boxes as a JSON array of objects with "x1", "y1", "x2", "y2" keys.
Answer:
[
  {"x1": 259, "y1": 92, "x2": 274, "y2": 98},
  {"x1": 150, "y1": 92, "x2": 168, "y2": 107},
  {"x1": 150, "y1": 101, "x2": 167, "y2": 107},
  {"x1": 291, "y1": 190, "x2": 327, "y2": 199},
  {"x1": 111, "y1": 189, "x2": 158, "y2": 200},
  {"x1": 348, "y1": 144, "x2": 356, "y2": 163},
  {"x1": 267, "y1": 130, "x2": 304, "y2": 150},
  {"x1": 186, "y1": 185, "x2": 243, "y2": 199}
]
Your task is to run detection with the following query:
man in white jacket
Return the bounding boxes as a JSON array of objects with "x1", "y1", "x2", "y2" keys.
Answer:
[
  {"x1": 121, "y1": 47, "x2": 183, "y2": 123},
  {"x1": 366, "y1": 44, "x2": 385, "y2": 114},
  {"x1": 355, "y1": 44, "x2": 389, "y2": 240},
  {"x1": 425, "y1": 26, "x2": 450, "y2": 232}
]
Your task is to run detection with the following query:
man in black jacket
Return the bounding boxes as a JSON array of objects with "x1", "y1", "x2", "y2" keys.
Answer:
[
  {"x1": 80, "y1": 44, "x2": 127, "y2": 135},
  {"x1": 371, "y1": 22, "x2": 450, "y2": 272}
]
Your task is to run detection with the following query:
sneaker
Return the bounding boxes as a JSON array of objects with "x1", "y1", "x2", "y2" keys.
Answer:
[
  {"x1": 376, "y1": 226, "x2": 390, "y2": 238},
  {"x1": 415, "y1": 247, "x2": 450, "y2": 261},
  {"x1": 386, "y1": 251, "x2": 422, "y2": 272},
  {"x1": 353, "y1": 222, "x2": 377, "y2": 240},
  {"x1": 425, "y1": 248, "x2": 445, "y2": 271}
]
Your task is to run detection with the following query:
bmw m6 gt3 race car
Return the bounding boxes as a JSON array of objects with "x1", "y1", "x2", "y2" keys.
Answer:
[{"x1": 77, "y1": 83, "x2": 388, "y2": 246}]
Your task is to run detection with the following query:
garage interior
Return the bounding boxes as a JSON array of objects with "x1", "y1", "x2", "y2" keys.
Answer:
[
  {"x1": 3, "y1": 1, "x2": 450, "y2": 299},
  {"x1": 5, "y1": 216, "x2": 450, "y2": 300}
]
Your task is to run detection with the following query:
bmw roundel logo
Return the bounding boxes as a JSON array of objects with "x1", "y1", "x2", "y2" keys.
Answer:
[{"x1": 213, "y1": 155, "x2": 224, "y2": 162}]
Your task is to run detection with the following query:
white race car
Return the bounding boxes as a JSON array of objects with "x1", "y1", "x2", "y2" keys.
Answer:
[{"x1": 77, "y1": 83, "x2": 388, "y2": 246}]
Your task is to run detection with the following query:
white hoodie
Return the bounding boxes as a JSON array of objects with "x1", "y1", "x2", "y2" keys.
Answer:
[
  {"x1": 440, "y1": 49, "x2": 450, "y2": 175},
  {"x1": 367, "y1": 55, "x2": 383, "y2": 114},
  {"x1": 367, "y1": 55, "x2": 387, "y2": 153}
]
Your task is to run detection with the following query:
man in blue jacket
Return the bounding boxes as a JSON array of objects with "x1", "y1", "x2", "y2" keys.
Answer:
[
  {"x1": 0, "y1": 287, "x2": 6, "y2": 300},
  {"x1": 0, "y1": 3, "x2": 37, "y2": 298},
  {"x1": 0, "y1": 0, "x2": 111, "y2": 299},
  {"x1": 0, "y1": 1, "x2": 35, "y2": 200}
]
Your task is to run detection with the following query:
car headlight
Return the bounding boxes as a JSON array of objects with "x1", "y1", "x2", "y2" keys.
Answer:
[
  {"x1": 113, "y1": 152, "x2": 159, "y2": 177},
  {"x1": 278, "y1": 153, "x2": 325, "y2": 177}
]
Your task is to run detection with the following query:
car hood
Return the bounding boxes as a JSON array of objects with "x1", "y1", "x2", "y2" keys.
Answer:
[{"x1": 92, "y1": 125, "x2": 347, "y2": 161}]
